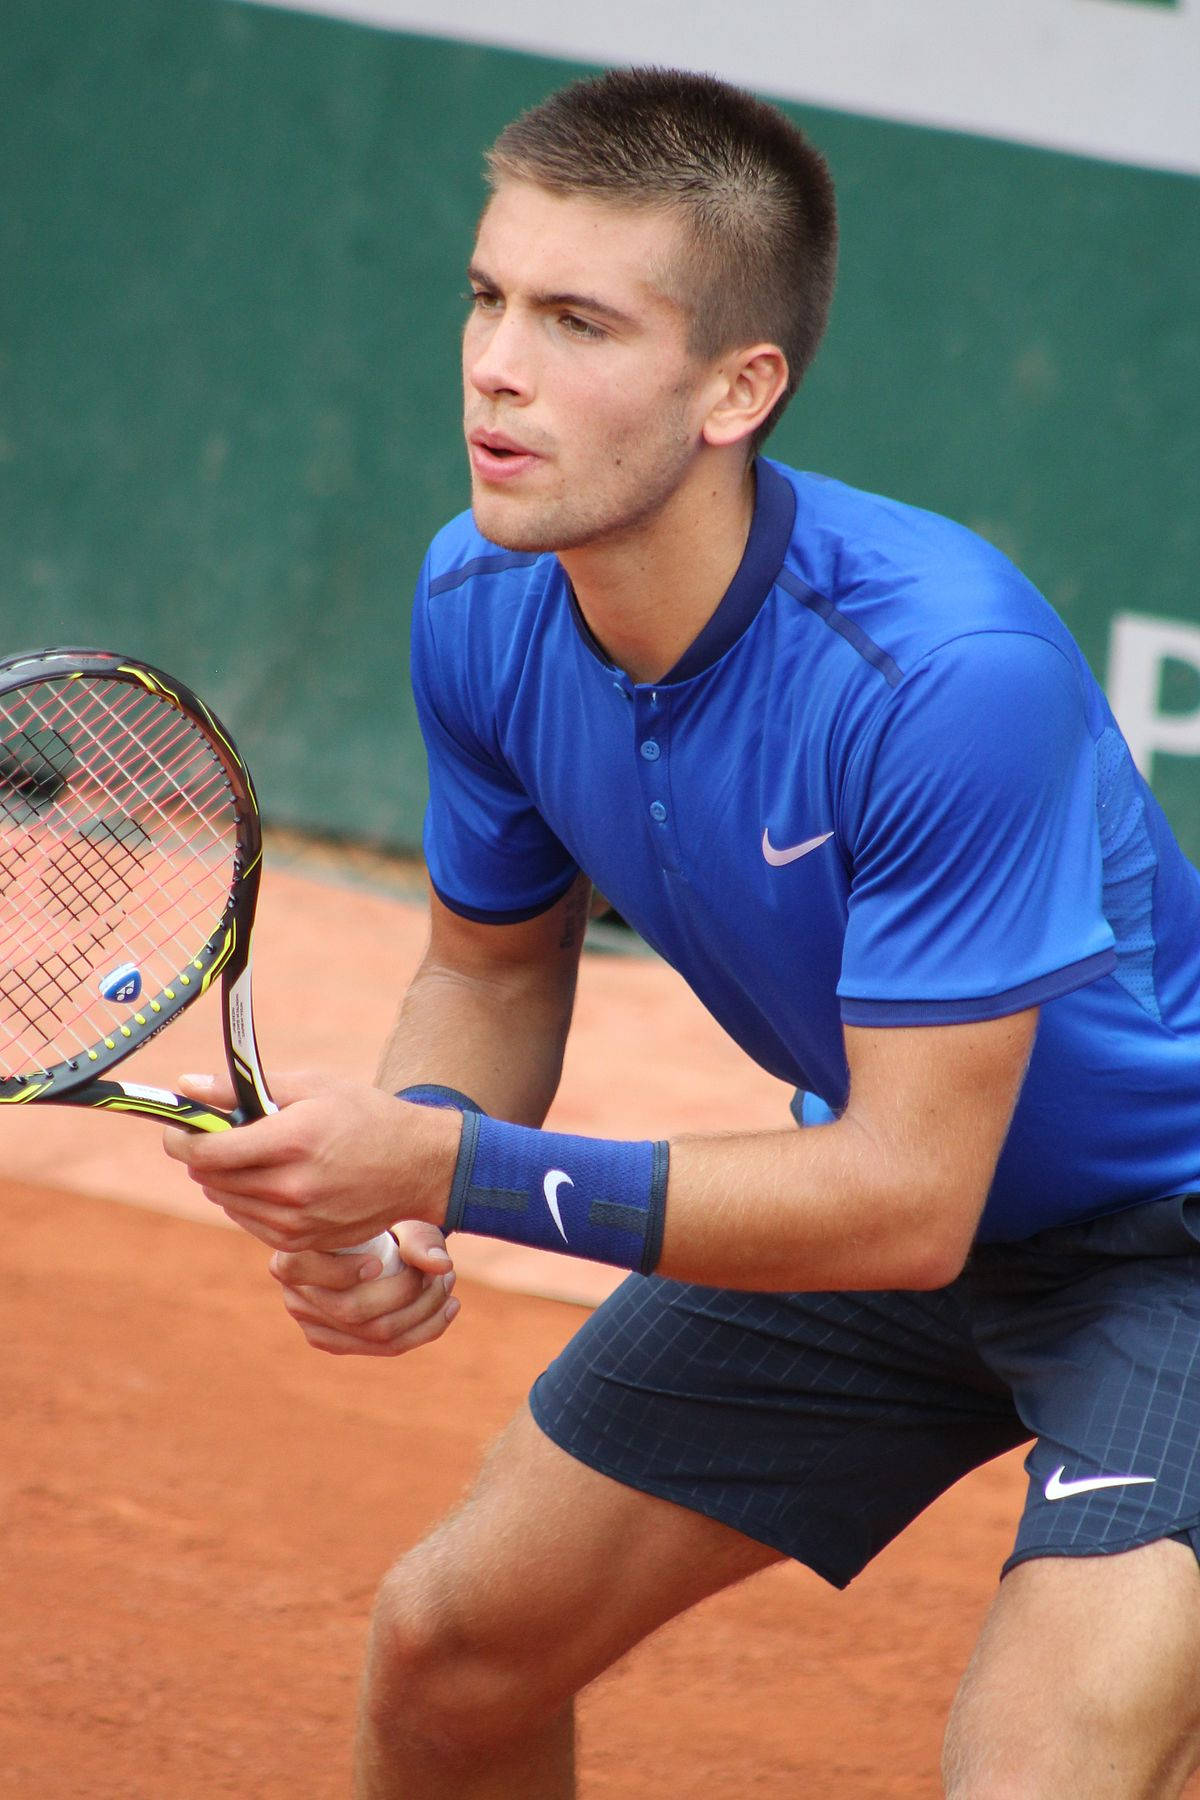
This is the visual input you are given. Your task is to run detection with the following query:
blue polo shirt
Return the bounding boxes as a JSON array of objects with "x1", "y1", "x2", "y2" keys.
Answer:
[{"x1": 412, "y1": 458, "x2": 1200, "y2": 1241}]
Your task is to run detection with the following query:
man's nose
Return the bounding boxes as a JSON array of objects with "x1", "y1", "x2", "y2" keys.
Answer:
[{"x1": 466, "y1": 307, "x2": 534, "y2": 401}]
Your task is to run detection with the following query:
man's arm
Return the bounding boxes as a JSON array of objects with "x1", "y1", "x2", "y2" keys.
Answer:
[
  {"x1": 261, "y1": 1003, "x2": 1033, "y2": 1356},
  {"x1": 164, "y1": 876, "x2": 593, "y2": 1264},
  {"x1": 659, "y1": 1008, "x2": 1036, "y2": 1291},
  {"x1": 376, "y1": 874, "x2": 592, "y2": 1121},
  {"x1": 405, "y1": 1003, "x2": 1034, "y2": 1294},
  {"x1": 169, "y1": 928, "x2": 1035, "y2": 1297}
]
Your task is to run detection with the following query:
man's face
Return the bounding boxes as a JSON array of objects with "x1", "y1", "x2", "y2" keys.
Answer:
[{"x1": 462, "y1": 181, "x2": 717, "y2": 555}]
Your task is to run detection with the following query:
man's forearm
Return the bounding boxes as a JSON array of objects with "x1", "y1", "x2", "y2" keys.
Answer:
[
  {"x1": 655, "y1": 1120, "x2": 965, "y2": 1292},
  {"x1": 657, "y1": 1012, "x2": 1034, "y2": 1290},
  {"x1": 419, "y1": 1010, "x2": 1035, "y2": 1294},
  {"x1": 375, "y1": 949, "x2": 576, "y2": 1126},
  {"x1": 432, "y1": 1109, "x2": 967, "y2": 1294}
]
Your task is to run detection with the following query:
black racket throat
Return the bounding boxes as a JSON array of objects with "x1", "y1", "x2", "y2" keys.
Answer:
[{"x1": 50, "y1": 1082, "x2": 247, "y2": 1133}]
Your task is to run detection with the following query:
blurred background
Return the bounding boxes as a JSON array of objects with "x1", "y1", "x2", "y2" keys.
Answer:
[{"x1": 2, "y1": 0, "x2": 1197, "y2": 853}]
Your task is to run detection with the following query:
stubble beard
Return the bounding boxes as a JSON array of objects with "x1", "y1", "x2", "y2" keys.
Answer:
[{"x1": 469, "y1": 410, "x2": 697, "y2": 556}]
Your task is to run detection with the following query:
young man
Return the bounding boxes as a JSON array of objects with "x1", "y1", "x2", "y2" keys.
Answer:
[{"x1": 168, "y1": 69, "x2": 1200, "y2": 1797}]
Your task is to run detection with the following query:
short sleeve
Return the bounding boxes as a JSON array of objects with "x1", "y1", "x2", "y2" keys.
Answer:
[
  {"x1": 838, "y1": 630, "x2": 1116, "y2": 1024},
  {"x1": 411, "y1": 557, "x2": 578, "y2": 923}
]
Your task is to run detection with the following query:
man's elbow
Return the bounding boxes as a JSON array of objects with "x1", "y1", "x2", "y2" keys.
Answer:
[
  {"x1": 887, "y1": 1184, "x2": 982, "y2": 1291},
  {"x1": 900, "y1": 1234, "x2": 972, "y2": 1291}
]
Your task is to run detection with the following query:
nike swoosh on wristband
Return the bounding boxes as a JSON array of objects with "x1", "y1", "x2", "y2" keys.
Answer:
[
  {"x1": 1044, "y1": 1464, "x2": 1156, "y2": 1501},
  {"x1": 761, "y1": 828, "x2": 833, "y2": 867},
  {"x1": 542, "y1": 1169, "x2": 572, "y2": 1243}
]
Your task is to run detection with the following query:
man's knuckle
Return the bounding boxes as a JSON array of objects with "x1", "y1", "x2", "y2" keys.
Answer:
[{"x1": 363, "y1": 1316, "x2": 399, "y2": 1344}]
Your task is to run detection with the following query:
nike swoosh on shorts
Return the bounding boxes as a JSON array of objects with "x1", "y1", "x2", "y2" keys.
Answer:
[{"x1": 1043, "y1": 1464, "x2": 1156, "y2": 1501}]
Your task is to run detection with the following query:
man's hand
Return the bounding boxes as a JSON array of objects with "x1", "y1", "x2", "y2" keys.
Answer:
[
  {"x1": 269, "y1": 1221, "x2": 461, "y2": 1357},
  {"x1": 162, "y1": 1070, "x2": 461, "y2": 1252}
]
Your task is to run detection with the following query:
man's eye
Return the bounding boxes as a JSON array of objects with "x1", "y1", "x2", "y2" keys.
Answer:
[
  {"x1": 467, "y1": 289, "x2": 501, "y2": 312},
  {"x1": 561, "y1": 314, "x2": 604, "y2": 340}
]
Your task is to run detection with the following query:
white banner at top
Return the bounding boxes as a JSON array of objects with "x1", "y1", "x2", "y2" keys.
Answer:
[{"x1": 241, "y1": 0, "x2": 1200, "y2": 178}]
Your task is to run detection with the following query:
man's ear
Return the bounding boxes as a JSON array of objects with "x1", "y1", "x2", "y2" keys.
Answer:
[{"x1": 701, "y1": 345, "x2": 789, "y2": 449}]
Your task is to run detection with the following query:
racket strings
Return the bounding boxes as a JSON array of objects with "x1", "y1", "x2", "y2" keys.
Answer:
[
  {"x1": 35, "y1": 678, "x2": 232, "y2": 846},
  {"x1": 0, "y1": 676, "x2": 243, "y2": 1078},
  {"x1": 0, "y1": 687, "x2": 193, "y2": 927},
  {"x1": 0, "y1": 927, "x2": 125, "y2": 1050},
  {"x1": 0, "y1": 675, "x2": 234, "y2": 891}
]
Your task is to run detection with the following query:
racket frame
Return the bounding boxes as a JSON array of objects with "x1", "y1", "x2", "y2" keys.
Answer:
[
  {"x1": 0, "y1": 647, "x2": 405, "y2": 1275},
  {"x1": 0, "y1": 647, "x2": 269, "y2": 1126}
]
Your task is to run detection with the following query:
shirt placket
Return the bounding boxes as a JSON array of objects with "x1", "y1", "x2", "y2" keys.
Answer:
[{"x1": 633, "y1": 686, "x2": 682, "y2": 874}]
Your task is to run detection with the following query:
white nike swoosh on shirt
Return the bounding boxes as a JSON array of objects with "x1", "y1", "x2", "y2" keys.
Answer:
[
  {"x1": 542, "y1": 1169, "x2": 572, "y2": 1243},
  {"x1": 761, "y1": 828, "x2": 833, "y2": 867},
  {"x1": 1043, "y1": 1464, "x2": 1156, "y2": 1501}
]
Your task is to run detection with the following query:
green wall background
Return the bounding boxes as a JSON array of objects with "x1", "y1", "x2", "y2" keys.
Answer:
[{"x1": 2, "y1": 0, "x2": 1198, "y2": 850}]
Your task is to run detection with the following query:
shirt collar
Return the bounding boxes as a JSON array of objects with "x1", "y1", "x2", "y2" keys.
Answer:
[{"x1": 567, "y1": 457, "x2": 797, "y2": 685}]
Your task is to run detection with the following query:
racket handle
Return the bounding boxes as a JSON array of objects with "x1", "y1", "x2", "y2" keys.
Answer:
[{"x1": 339, "y1": 1231, "x2": 403, "y2": 1276}]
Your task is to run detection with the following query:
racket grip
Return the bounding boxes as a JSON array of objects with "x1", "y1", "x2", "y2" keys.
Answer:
[{"x1": 339, "y1": 1231, "x2": 403, "y2": 1276}]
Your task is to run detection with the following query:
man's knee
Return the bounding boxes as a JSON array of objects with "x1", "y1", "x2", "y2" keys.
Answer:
[
  {"x1": 359, "y1": 1400, "x2": 781, "y2": 1760},
  {"x1": 358, "y1": 1409, "x2": 606, "y2": 1755},
  {"x1": 362, "y1": 1536, "x2": 565, "y2": 1759}
]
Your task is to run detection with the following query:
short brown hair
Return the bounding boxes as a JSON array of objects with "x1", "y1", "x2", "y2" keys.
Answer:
[{"x1": 486, "y1": 67, "x2": 838, "y2": 447}]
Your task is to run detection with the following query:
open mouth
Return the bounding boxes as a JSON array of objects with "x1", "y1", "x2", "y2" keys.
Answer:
[{"x1": 469, "y1": 436, "x2": 541, "y2": 480}]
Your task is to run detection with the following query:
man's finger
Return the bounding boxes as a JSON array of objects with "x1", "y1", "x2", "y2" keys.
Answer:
[
  {"x1": 216, "y1": 1202, "x2": 317, "y2": 1250},
  {"x1": 177, "y1": 1070, "x2": 238, "y2": 1112},
  {"x1": 269, "y1": 1240, "x2": 453, "y2": 1295},
  {"x1": 281, "y1": 1265, "x2": 448, "y2": 1332},
  {"x1": 293, "y1": 1293, "x2": 461, "y2": 1358},
  {"x1": 389, "y1": 1219, "x2": 454, "y2": 1274},
  {"x1": 269, "y1": 1248, "x2": 377, "y2": 1291},
  {"x1": 162, "y1": 1108, "x2": 299, "y2": 1172}
]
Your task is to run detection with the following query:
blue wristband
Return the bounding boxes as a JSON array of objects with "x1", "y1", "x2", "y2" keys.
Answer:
[
  {"x1": 445, "y1": 1112, "x2": 668, "y2": 1274},
  {"x1": 395, "y1": 1084, "x2": 485, "y2": 1114}
]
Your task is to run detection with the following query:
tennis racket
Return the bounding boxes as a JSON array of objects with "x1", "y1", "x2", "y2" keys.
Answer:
[{"x1": 0, "y1": 645, "x2": 400, "y2": 1273}]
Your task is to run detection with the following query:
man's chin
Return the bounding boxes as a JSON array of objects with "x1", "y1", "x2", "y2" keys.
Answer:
[{"x1": 469, "y1": 494, "x2": 558, "y2": 554}]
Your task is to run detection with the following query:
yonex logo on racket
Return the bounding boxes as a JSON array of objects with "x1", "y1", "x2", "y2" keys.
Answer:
[{"x1": 99, "y1": 963, "x2": 142, "y2": 1005}]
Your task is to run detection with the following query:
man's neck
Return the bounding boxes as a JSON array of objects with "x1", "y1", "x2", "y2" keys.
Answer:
[{"x1": 560, "y1": 461, "x2": 757, "y2": 685}]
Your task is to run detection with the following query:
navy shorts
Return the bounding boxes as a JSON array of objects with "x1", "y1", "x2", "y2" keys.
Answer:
[{"x1": 529, "y1": 1195, "x2": 1200, "y2": 1588}]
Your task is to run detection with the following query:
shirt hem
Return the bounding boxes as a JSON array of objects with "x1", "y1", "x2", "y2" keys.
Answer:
[
  {"x1": 429, "y1": 875, "x2": 578, "y2": 926},
  {"x1": 838, "y1": 948, "x2": 1117, "y2": 1026}
]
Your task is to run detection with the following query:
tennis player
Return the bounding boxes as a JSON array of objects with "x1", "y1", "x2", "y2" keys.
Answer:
[{"x1": 169, "y1": 69, "x2": 1200, "y2": 1797}]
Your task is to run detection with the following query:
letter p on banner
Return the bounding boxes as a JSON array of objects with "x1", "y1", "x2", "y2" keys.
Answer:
[{"x1": 1107, "y1": 613, "x2": 1200, "y2": 781}]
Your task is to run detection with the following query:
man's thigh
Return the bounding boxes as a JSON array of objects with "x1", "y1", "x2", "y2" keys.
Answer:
[
  {"x1": 382, "y1": 1401, "x2": 785, "y2": 1700},
  {"x1": 945, "y1": 1538, "x2": 1200, "y2": 1797}
]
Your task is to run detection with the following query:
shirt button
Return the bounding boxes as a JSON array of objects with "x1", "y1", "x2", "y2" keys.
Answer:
[
  {"x1": 649, "y1": 801, "x2": 668, "y2": 823},
  {"x1": 640, "y1": 739, "x2": 661, "y2": 761}
]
